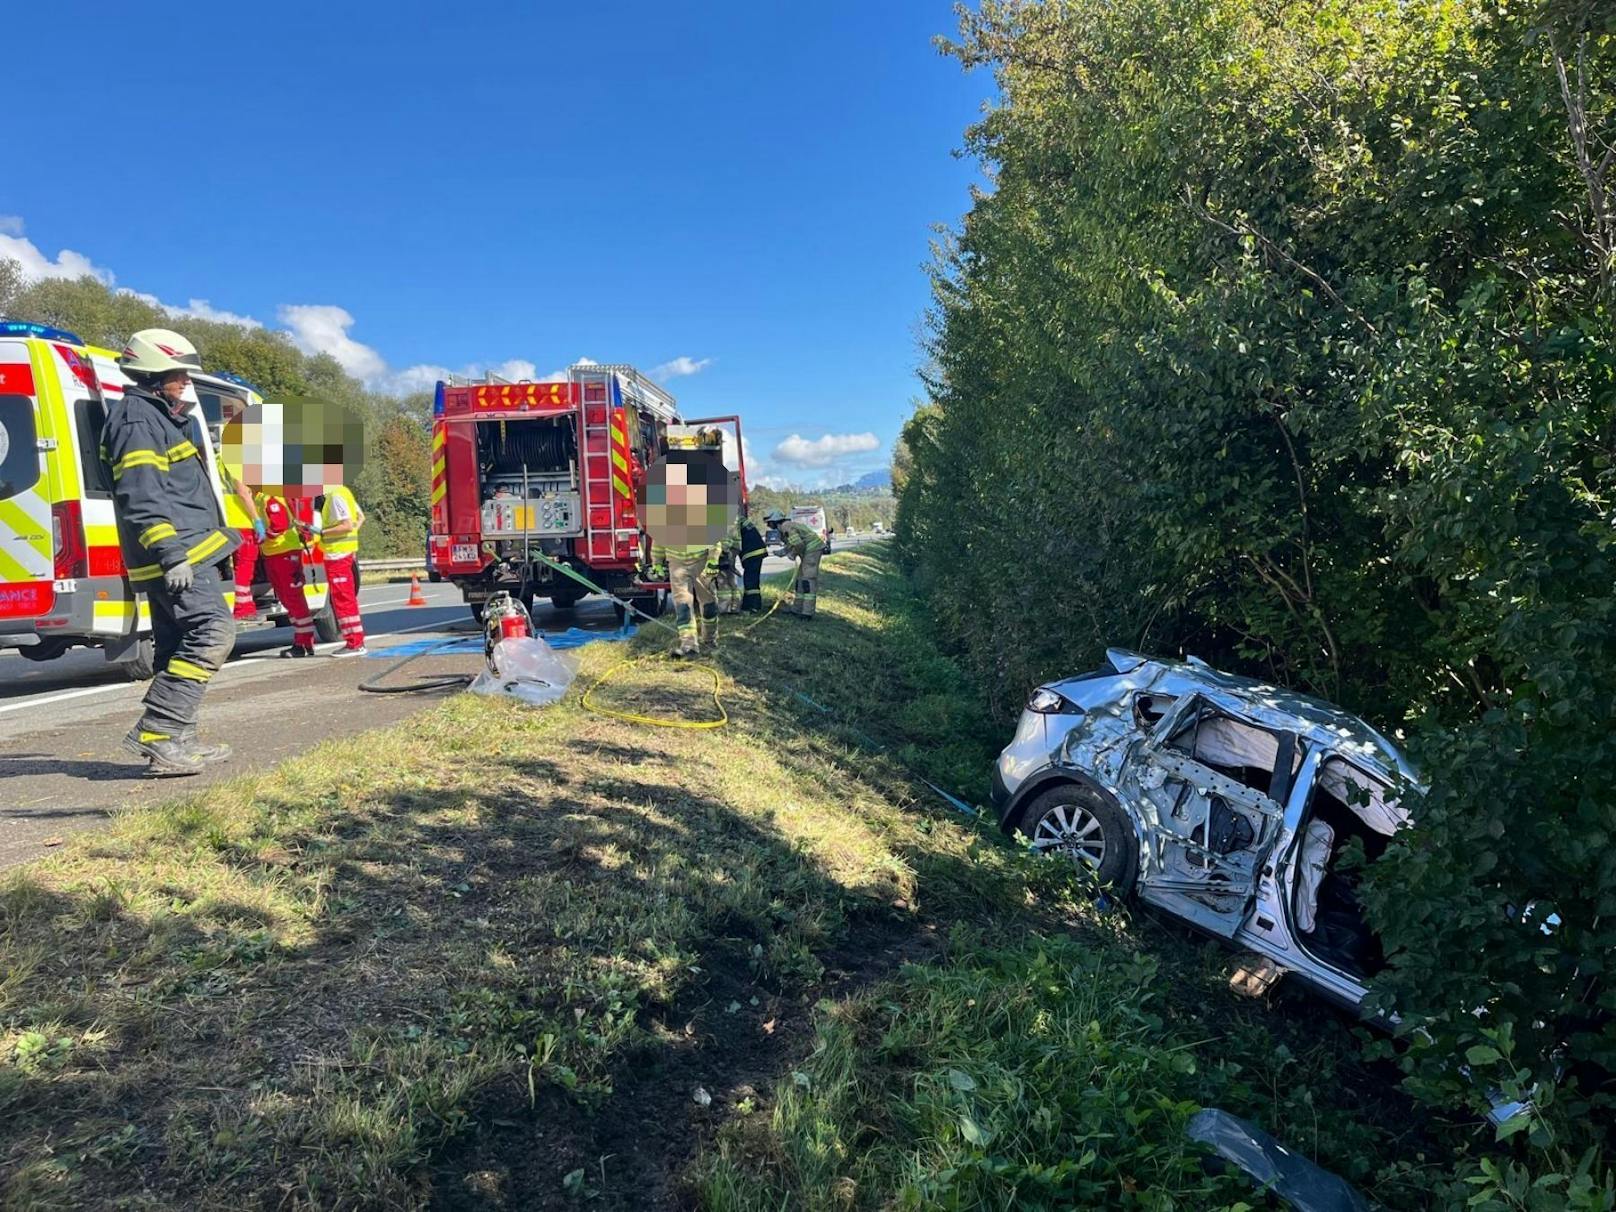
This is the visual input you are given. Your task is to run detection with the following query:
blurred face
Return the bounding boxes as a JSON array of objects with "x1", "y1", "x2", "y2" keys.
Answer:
[
  {"x1": 220, "y1": 397, "x2": 364, "y2": 498},
  {"x1": 639, "y1": 451, "x2": 738, "y2": 547},
  {"x1": 157, "y1": 370, "x2": 190, "y2": 408}
]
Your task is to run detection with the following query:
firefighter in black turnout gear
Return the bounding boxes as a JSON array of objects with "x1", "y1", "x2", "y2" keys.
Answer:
[
  {"x1": 735, "y1": 508, "x2": 767, "y2": 613},
  {"x1": 107, "y1": 329, "x2": 242, "y2": 777}
]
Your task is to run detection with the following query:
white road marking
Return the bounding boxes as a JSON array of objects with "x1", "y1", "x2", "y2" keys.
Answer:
[{"x1": 0, "y1": 612, "x2": 466, "y2": 716}]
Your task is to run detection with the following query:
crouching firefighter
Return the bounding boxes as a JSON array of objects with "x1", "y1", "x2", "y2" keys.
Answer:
[
  {"x1": 709, "y1": 540, "x2": 740, "y2": 615},
  {"x1": 106, "y1": 330, "x2": 241, "y2": 776},
  {"x1": 764, "y1": 510, "x2": 824, "y2": 618}
]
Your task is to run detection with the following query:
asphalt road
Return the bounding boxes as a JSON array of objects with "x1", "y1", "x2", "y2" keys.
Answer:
[{"x1": 0, "y1": 536, "x2": 885, "y2": 870}]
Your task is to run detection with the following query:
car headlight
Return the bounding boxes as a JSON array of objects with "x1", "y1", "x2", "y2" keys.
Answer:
[{"x1": 1027, "y1": 687, "x2": 1079, "y2": 714}]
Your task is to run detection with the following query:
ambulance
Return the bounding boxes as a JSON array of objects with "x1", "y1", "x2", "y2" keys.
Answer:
[{"x1": 0, "y1": 320, "x2": 331, "y2": 680}]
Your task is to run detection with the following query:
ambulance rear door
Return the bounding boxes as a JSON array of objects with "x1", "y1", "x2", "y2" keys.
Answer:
[{"x1": 0, "y1": 338, "x2": 56, "y2": 620}]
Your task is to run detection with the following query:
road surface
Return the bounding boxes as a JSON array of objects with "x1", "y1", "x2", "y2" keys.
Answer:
[{"x1": 0, "y1": 537, "x2": 883, "y2": 870}]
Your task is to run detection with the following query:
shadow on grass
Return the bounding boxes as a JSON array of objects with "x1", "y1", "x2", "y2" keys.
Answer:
[{"x1": 0, "y1": 549, "x2": 1425, "y2": 1210}]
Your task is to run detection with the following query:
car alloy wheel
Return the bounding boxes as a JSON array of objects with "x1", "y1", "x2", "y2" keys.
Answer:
[{"x1": 1030, "y1": 802, "x2": 1107, "y2": 869}]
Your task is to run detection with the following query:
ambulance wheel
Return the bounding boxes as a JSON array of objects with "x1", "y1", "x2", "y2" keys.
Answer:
[
  {"x1": 120, "y1": 638, "x2": 156, "y2": 682},
  {"x1": 314, "y1": 602, "x2": 342, "y2": 643},
  {"x1": 19, "y1": 637, "x2": 71, "y2": 662}
]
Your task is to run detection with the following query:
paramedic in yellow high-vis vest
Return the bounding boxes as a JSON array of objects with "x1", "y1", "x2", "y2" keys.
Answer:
[{"x1": 317, "y1": 484, "x2": 367, "y2": 656}]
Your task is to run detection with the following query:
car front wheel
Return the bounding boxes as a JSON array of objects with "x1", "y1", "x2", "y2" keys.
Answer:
[{"x1": 1017, "y1": 785, "x2": 1138, "y2": 895}]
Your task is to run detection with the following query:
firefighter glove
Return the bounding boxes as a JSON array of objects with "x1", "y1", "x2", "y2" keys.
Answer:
[
  {"x1": 163, "y1": 562, "x2": 196, "y2": 593},
  {"x1": 253, "y1": 518, "x2": 266, "y2": 541}
]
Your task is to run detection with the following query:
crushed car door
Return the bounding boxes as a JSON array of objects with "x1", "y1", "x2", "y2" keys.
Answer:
[{"x1": 1120, "y1": 693, "x2": 1295, "y2": 939}]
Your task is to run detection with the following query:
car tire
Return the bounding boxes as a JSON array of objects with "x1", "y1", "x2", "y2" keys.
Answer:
[
  {"x1": 1017, "y1": 784, "x2": 1139, "y2": 895},
  {"x1": 119, "y1": 637, "x2": 156, "y2": 682},
  {"x1": 314, "y1": 601, "x2": 342, "y2": 643}
]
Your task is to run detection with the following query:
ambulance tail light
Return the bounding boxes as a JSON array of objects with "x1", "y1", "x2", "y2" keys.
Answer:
[{"x1": 51, "y1": 500, "x2": 89, "y2": 579}]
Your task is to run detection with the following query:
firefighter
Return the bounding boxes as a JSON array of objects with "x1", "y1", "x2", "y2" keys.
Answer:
[
  {"x1": 106, "y1": 329, "x2": 241, "y2": 776},
  {"x1": 735, "y1": 508, "x2": 767, "y2": 613},
  {"x1": 314, "y1": 482, "x2": 367, "y2": 656},
  {"x1": 764, "y1": 509, "x2": 825, "y2": 618},
  {"x1": 710, "y1": 532, "x2": 741, "y2": 615},
  {"x1": 654, "y1": 534, "x2": 721, "y2": 656},
  {"x1": 255, "y1": 491, "x2": 318, "y2": 657}
]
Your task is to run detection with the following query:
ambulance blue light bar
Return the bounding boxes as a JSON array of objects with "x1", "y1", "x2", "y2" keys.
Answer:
[
  {"x1": 0, "y1": 320, "x2": 86, "y2": 345},
  {"x1": 433, "y1": 381, "x2": 445, "y2": 416},
  {"x1": 213, "y1": 370, "x2": 267, "y2": 397}
]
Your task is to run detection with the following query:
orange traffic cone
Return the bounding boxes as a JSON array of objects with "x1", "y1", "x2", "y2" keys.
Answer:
[{"x1": 407, "y1": 575, "x2": 427, "y2": 607}]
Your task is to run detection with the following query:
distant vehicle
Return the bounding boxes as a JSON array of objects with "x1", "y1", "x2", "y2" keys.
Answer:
[
  {"x1": 872, "y1": 521, "x2": 885, "y2": 535},
  {"x1": 791, "y1": 504, "x2": 830, "y2": 551},
  {"x1": 993, "y1": 648, "x2": 1417, "y2": 1015}
]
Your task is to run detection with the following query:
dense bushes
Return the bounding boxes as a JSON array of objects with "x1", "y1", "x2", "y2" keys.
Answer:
[
  {"x1": 0, "y1": 268, "x2": 432, "y2": 556},
  {"x1": 902, "y1": 0, "x2": 1615, "y2": 1178}
]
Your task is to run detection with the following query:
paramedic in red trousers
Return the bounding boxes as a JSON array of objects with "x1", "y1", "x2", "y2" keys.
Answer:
[
  {"x1": 255, "y1": 491, "x2": 318, "y2": 657},
  {"x1": 312, "y1": 483, "x2": 367, "y2": 656},
  {"x1": 105, "y1": 330, "x2": 240, "y2": 777},
  {"x1": 218, "y1": 459, "x2": 265, "y2": 621}
]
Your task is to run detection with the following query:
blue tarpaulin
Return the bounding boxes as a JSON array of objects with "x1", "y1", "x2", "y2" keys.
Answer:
[{"x1": 366, "y1": 625, "x2": 636, "y2": 659}]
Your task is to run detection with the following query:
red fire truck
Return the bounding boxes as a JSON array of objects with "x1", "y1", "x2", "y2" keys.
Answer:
[{"x1": 428, "y1": 362, "x2": 745, "y2": 622}]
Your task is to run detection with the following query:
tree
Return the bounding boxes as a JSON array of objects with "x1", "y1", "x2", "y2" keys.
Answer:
[{"x1": 905, "y1": 0, "x2": 1616, "y2": 1184}]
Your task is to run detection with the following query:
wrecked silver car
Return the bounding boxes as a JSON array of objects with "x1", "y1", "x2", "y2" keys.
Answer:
[{"x1": 992, "y1": 649, "x2": 1416, "y2": 1012}]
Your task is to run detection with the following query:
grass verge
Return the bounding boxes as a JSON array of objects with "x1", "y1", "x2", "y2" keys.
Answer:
[{"x1": 2, "y1": 547, "x2": 1454, "y2": 1208}]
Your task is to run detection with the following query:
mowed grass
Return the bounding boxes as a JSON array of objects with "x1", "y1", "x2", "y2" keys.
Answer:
[{"x1": 2, "y1": 549, "x2": 1434, "y2": 1209}]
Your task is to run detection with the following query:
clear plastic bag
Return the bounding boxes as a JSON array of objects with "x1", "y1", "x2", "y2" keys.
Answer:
[{"x1": 468, "y1": 636, "x2": 578, "y2": 707}]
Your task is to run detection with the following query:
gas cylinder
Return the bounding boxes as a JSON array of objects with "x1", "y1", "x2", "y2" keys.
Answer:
[{"x1": 482, "y1": 592, "x2": 534, "y2": 673}]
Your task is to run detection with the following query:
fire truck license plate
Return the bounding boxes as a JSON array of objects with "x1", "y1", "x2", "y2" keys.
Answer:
[{"x1": 451, "y1": 543, "x2": 479, "y2": 564}]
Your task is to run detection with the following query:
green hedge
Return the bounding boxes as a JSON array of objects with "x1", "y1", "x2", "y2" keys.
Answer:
[{"x1": 901, "y1": 0, "x2": 1615, "y2": 1177}]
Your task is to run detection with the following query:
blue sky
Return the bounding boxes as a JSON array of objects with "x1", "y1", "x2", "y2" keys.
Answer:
[{"x1": 0, "y1": 2, "x2": 990, "y2": 488}]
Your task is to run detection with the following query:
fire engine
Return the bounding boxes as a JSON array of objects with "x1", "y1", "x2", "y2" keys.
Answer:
[{"x1": 429, "y1": 362, "x2": 746, "y2": 622}]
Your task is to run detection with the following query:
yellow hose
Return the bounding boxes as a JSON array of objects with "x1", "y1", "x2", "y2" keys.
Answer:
[
  {"x1": 579, "y1": 566, "x2": 793, "y2": 729},
  {"x1": 581, "y1": 652, "x2": 729, "y2": 730}
]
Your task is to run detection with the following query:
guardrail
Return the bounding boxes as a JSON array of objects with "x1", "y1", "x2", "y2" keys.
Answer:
[{"x1": 361, "y1": 534, "x2": 889, "y2": 575}]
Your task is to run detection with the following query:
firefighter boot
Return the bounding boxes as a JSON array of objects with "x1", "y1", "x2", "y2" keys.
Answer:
[
  {"x1": 121, "y1": 728, "x2": 206, "y2": 778},
  {"x1": 674, "y1": 632, "x2": 700, "y2": 658},
  {"x1": 175, "y1": 730, "x2": 234, "y2": 765}
]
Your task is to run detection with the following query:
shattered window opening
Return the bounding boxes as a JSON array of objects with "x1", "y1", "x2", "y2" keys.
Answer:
[{"x1": 1293, "y1": 758, "x2": 1394, "y2": 979}]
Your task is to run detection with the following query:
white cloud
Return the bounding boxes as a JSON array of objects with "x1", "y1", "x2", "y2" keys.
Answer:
[
  {"x1": 118, "y1": 288, "x2": 265, "y2": 328},
  {"x1": 651, "y1": 355, "x2": 712, "y2": 381},
  {"x1": 381, "y1": 357, "x2": 559, "y2": 396},
  {"x1": 772, "y1": 431, "x2": 881, "y2": 468},
  {"x1": 277, "y1": 304, "x2": 388, "y2": 382},
  {"x1": 0, "y1": 216, "x2": 115, "y2": 285},
  {"x1": 173, "y1": 298, "x2": 262, "y2": 328}
]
